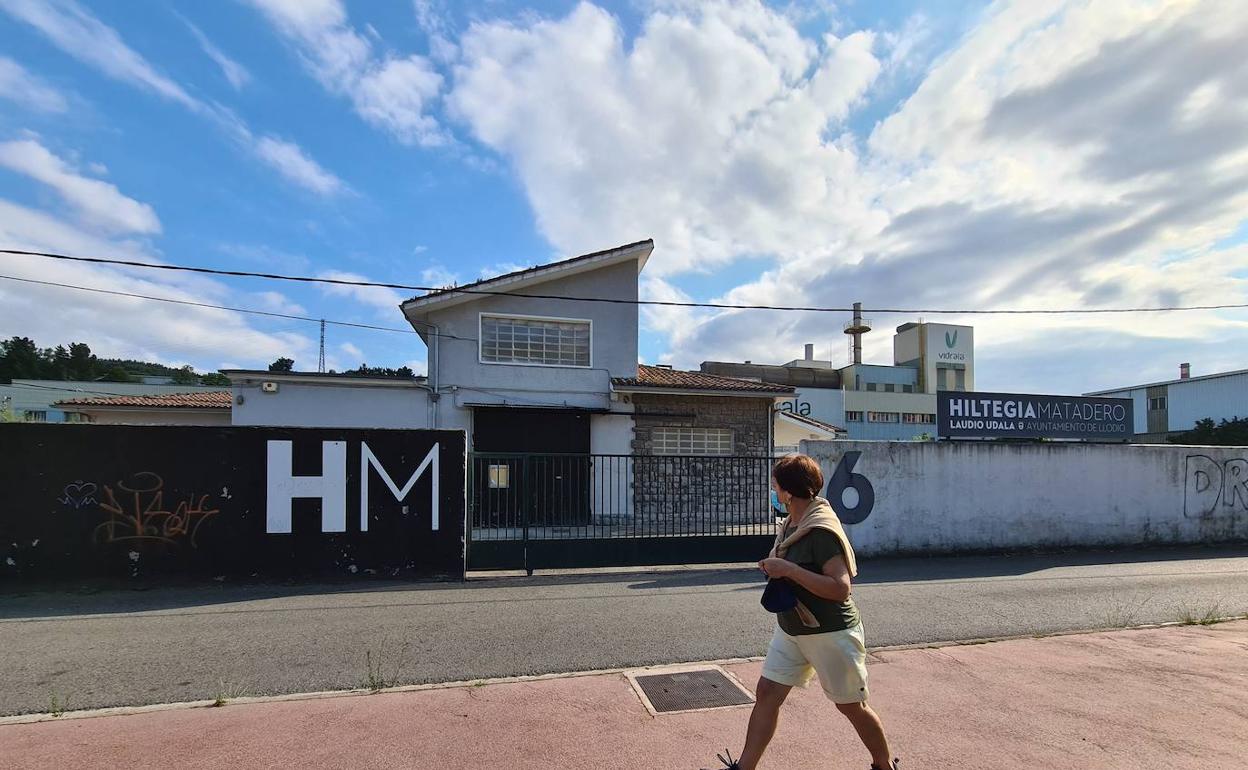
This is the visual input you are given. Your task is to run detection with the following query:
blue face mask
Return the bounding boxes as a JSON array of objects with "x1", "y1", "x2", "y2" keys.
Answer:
[{"x1": 770, "y1": 490, "x2": 788, "y2": 517}]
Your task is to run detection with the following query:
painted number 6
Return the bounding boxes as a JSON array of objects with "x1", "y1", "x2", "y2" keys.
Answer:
[{"x1": 826, "y1": 451, "x2": 875, "y2": 525}]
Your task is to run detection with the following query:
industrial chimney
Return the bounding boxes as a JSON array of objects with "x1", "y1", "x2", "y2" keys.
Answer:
[
  {"x1": 804, "y1": 343, "x2": 815, "y2": 361},
  {"x1": 1180, "y1": 362, "x2": 1191, "y2": 380},
  {"x1": 843, "y1": 302, "x2": 872, "y2": 365}
]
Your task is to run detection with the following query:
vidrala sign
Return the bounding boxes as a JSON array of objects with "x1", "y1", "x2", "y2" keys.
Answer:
[{"x1": 938, "y1": 391, "x2": 1133, "y2": 440}]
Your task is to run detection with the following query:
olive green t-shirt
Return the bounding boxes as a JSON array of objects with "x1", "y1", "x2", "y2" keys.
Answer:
[{"x1": 776, "y1": 527, "x2": 860, "y2": 636}]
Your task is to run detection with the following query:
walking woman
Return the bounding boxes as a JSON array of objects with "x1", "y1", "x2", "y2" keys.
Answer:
[{"x1": 709, "y1": 454, "x2": 898, "y2": 770}]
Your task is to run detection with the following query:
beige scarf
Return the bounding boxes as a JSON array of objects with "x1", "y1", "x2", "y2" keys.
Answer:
[{"x1": 769, "y1": 497, "x2": 858, "y2": 628}]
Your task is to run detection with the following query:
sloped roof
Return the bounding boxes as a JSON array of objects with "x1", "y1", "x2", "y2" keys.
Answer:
[
  {"x1": 776, "y1": 410, "x2": 845, "y2": 434},
  {"x1": 612, "y1": 365, "x2": 793, "y2": 395},
  {"x1": 401, "y1": 239, "x2": 653, "y2": 315},
  {"x1": 56, "y1": 391, "x2": 232, "y2": 409}
]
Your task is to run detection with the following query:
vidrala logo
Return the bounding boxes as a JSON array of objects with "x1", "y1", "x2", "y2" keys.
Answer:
[{"x1": 938, "y1": 329, "x2": 966, "y2": 361}]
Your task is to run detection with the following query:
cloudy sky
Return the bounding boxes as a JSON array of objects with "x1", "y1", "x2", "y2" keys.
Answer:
[{"x1": 0, "y1": 0, "x2": 1244, "y2": 392}]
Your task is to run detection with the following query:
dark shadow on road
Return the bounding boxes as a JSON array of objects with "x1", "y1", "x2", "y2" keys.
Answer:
[{"x1": 2, "y1": 544, "x2": 1244, "y2": 621}]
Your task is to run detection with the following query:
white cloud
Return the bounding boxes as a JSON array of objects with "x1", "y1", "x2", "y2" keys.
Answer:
[
  {"x1": 254, "y1": 136, "x2": 346, "y2": 196},
  {"x1": 316, "y1": 269, "x2": 405, "y2": 314},
  {"x1": 252, "y1": 290, "x2": 307, "y2": 316},
  {"x1": 339, "y1": 341, "x2": 364, "y2": 360},
  {"x1": 420, "y1": 264, "x2": 457, "y2": 287},
  {"x1": 181, "y1": 18, "x2": 252, "y2": 90},
  {"x1": 0, "y1": 199, "x2": 311, "y2": 371},
  {"x1": 0, "y1": 55, "x2": 68, "y2": 112},
  {"x1": 1, "y1": 0, "x2": 344, "y2": 197},
  {"x1": 0, "y1": 138, "x2": 160, "y2": 235},
  {"x1": 447, "y1": 0, "x2": 1248, "y2": 393},
  {"x1": 0, "y1": 0, "x2": 197, "y2": 108},
  {"x1": 245, "y1": 0, "x2": 446, "y2": 146}
]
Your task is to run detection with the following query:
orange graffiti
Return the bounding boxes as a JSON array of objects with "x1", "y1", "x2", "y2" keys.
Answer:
[{"x1": 95, "y1": 472, "x2": 219, "y2": 548}]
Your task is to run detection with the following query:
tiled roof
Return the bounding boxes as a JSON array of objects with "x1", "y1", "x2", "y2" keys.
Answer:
[
  {"x1": 612, "y1": 365, "x2": 794, "y2": 394},
  {"x1": 777, "y1": 410, "x2": 846, "y2": 434},
  {"x1": 56, "y1": 391, "x2": 233, "y2": 409}
]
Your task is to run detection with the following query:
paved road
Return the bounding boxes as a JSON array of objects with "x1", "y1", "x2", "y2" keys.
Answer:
[{"x1": 2, "y1": 545, "x2": 1246, "y2": 716}]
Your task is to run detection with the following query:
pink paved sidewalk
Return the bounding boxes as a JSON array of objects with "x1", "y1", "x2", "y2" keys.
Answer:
[{"x1": 3, "y1": 621, "x2": 1246, "y2": 769}]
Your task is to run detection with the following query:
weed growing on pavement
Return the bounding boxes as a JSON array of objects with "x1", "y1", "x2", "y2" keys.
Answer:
[
  {"x1": 1103, "y1": 594, "x2": 1151, "y2": 628},
  {"x1": 1178, "y1": 602, "x2": 1224, "y2": 626},
  {"x1": 361, "y1": 639, "x2": 412, "y2": 692},
  {"x1": 46, "y1": 688, "x2": 71, "y2": 718},
  {"x1": 212, "y1": 679, "x2": 249, "y2": 707}
]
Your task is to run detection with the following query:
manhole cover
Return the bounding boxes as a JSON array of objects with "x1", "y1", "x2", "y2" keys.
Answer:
[{"x1": 632, "y1": 668, "x2": 754, "y2": 714}]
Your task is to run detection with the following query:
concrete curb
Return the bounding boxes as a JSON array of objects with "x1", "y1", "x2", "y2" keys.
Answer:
[{"x1": 4, "y1": 617, "x2": 1243, "y2": 727}]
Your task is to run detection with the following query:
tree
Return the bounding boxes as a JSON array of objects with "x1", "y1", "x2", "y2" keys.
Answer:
[
  {"x1": 0, "y1": 336, "x2": 42, "y2": 380},
  {"x1": 101, "y1": 365, "x2": 135, "y2": 383},
  {"x1": 342, "y1": 363, "x2": 416, "y2": 378},
  {"x1": 170, "y1": 365, "x2": 199, "y2": 385},
  {"x1": 1169, "y1": 416, "x2": 1248, "y2": 446},
  {"x1": 67, "y1": 342, "x2": 97, "y2": 380},
  {"x1": 268, "y1": 357, "x2": 295, "y2": 372},
  {"x1": 201, "y1": 372, "x2": 232, "y2": 386}
]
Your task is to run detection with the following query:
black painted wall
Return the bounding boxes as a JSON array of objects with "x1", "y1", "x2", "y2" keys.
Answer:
[{"x1": 0, "y1": 424, "x2": 466, "y2": 581}]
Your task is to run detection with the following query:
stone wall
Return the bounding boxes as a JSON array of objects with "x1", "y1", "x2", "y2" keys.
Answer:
[{"x1": 628, "y1": 393, "x2": 774, "y2": 529}]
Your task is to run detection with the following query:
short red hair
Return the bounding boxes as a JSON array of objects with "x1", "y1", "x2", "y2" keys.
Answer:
[{"x1": 772, "y1": 454, "x2": 824, "y2": 500}]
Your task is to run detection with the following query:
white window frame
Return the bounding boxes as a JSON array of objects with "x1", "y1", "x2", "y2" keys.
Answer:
[
  {"x1": 23, "y1": 410, "x2": 48, "y2": 422},
  {"x1": 652, "y1": 427, "x2": 734, "y2": 456},
  {"x1": 1149, "y1": 396, "x2": 1167, "y2": 411},
  {"x1": 845, "y1": 411, "x2": 863, "y2": 422},
  {"x1": 478, "y1": 312, "x2": 593, "y2": 369},
  {"x1": 868, "y1": 411, "x2": 900, "y2": 423}
]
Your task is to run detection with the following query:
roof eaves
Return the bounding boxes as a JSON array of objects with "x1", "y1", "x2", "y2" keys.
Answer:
[{"x1": 400, "y1": 239, "x2": 654, "y2": 313}]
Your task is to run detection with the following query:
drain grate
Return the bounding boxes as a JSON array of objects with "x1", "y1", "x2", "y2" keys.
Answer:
[{"x1": 633, "y1": 668, "x2": 754, "y2": 714}]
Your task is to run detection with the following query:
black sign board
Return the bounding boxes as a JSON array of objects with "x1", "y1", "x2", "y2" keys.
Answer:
[
  {"x1": 0, "y1": 424, "x2": 466, "y2": 581},
  {"x1": 938, "y1": 391, "x2": 1133, "y2": 441}
]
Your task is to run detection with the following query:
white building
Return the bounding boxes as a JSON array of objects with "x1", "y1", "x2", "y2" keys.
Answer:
[
  {"x1": 1085, "y1": 364, "x2": 1248, "y2": 442},
  {"x1": 703, "y1": 316, "x2": 976, "y2": 441}
]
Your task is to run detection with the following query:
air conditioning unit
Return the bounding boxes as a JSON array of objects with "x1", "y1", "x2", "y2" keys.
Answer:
[{"x1": 261, "y1": 381, "x2": 279, "y2": 393}]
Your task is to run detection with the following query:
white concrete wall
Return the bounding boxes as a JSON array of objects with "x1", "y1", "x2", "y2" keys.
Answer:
[
  {"x1": 802, "y1": 440, "x2": 1248, "y2": 556},
  {"x1": 591, "y1": 412, "x2": 635, "y2": 520},
  {"x1": 232, "y1": 382, "x2": 430, "y2": 429},
  {"x1": 87, "y1": 409, "x2": 232, "y2": 426}
]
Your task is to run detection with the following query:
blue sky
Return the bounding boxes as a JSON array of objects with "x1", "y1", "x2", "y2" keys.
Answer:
[{"x1": 1, "y1": 0, "x2": 1245, "y2": 393}]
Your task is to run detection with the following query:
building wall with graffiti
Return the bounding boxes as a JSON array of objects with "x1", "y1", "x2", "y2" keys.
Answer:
[
  {"x1": 804, "y1": 440, "x2": 1248, "y2": 556},
  {"x1": 0, "y1": 424, "x2": 466, "y2": 581}
]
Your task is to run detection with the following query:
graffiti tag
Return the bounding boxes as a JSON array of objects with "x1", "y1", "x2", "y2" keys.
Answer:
[
  {"x1": 95, "y1": 472, "x2": 219, "y2": 548},
  {"x1": 57, "y1": 481, "x2": 98, "y2": 510},
  {"x1": 1184, "y1": 455, "x2": 1248, "y2": 519}
]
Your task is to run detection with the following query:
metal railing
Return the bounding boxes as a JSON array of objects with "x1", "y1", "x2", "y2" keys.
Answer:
[{"x1": 469, "y1": 453, "x2": 776, "y2": 542}]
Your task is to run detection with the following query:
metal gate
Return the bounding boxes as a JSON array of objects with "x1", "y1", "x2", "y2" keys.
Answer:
[{"x1": 467, "y1": 453, "x2": 777, "y2": 572}]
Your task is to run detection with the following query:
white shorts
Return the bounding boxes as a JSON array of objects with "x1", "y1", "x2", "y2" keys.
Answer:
[{"x1": 760, "y1": 623, "x2": 870, "y2": 704}]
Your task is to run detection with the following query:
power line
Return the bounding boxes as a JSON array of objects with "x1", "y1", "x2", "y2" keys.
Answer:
[
  {"x1": 5, "y1": 381, "x2": 200, "y2": 399},
  {"x1": 0, "y1": 274, "x2": 478, "y2": 342},
  {"x1": 6, "y1": 247, "x2": 1246, "y2": 315}
]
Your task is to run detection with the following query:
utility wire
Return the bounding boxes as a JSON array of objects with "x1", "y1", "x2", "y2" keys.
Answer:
[
  {"x1": 0, "y1": 274, "x2": 479, "y2": 342},
  {"x1": 6, "y1": 247, "x2": 1246, "y2": 315}
]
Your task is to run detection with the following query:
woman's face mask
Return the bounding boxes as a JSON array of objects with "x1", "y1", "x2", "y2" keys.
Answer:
[{"x1": 770, "y1": 489, "x2": 789, "y2": 517}]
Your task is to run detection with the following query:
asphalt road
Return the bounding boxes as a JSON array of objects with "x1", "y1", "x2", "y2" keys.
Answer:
[{"x1": 2, "y1": 545, "x2": 1246, "y2": 716}]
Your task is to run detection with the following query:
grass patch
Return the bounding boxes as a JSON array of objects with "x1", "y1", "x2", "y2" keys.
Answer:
[
  {"x1": 1178, "y1": 602, "x2": 1225, "y2": 626},
  {"x1": 212, "y1": 679, "x2": 249, "y2": 707}
]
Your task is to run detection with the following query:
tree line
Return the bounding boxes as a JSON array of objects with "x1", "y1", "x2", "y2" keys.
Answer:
[{"x1": 0, "y1": 337, "x2": 418, "y2": 385}]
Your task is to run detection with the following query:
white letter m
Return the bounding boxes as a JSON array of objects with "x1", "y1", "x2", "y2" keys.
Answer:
[{"x1": 360, "y1": 443, "x2": 440, "y2": 532}]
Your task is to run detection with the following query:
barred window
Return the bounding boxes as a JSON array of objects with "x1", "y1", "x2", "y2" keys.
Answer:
[
  {"x1": 652, "y1": 427, "x2": 733, "y2": 455},
  {"x1": 845, "y1": 411, "x2": 863, "y2": 422},
  {"x1": 868, "y1": 411, "x2": 900, "y2": 423},
  {"x1": 23, "y1": 410, "x2": 47, "y2": 422},
  {"x1": 480, "y1": 315, "x2": 591, "y2": 367}
]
